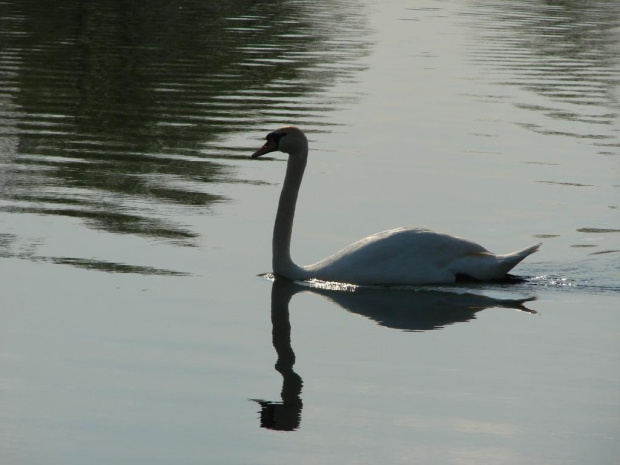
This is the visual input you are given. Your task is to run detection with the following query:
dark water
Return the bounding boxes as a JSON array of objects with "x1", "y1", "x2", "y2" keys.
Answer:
[
  {"x1": 0, "y1": 0, "x2": 370, "y2": 269},
  {"x1": 1, "y1": 1, "x2": 619, "y2": 464}
]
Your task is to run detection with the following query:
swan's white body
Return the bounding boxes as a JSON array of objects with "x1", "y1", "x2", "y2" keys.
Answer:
[{"x1": 252, "y1": 127, "x2": 541, "y2": 285}]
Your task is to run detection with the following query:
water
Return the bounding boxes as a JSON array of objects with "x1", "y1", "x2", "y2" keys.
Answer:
[{"x1": 1, "y1": 0, "x2": 619, "y2": 464}]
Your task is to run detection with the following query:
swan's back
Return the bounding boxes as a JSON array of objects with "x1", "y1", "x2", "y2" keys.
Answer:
[{"x1": 304, "y1": 227, "x2": 538, "y2": 285}]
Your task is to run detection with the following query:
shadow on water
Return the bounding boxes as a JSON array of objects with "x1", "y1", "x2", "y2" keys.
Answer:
[
  {"x1": 252, "y1": 277, "x2": 536, "y2": 431},
  {"x1": 0, "y1": 0, "x2": 371, "y2": 271}
]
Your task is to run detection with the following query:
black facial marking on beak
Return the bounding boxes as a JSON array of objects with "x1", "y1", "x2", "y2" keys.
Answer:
[
  {"x1": 251, "y1": 131, "x2": 288, "y2": 158},
  {"x1": 251, "y1": 131, "x2": 287, "y2": 158}
]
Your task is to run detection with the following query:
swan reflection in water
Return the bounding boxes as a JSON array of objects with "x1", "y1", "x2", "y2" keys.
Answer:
[{"x1": 252, "y1": 277, "x2": 536, "y2": 431}]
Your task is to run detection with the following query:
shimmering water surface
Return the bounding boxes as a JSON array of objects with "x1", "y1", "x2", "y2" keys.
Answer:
[{"x1": 1, "y1": 0, "x2": 619, "y2": 464}]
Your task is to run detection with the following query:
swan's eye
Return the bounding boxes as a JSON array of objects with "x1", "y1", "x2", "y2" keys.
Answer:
[{"x1": 267, "y1": 132, "x2": 287, "y2": 148}]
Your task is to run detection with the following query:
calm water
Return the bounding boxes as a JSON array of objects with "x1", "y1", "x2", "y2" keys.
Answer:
[{"x1": 1, "y1": 0, "x2": 619, "y2": 464}]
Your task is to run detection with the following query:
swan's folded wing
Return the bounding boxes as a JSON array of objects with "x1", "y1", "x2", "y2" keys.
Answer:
[{"x1": 304, "y1": 227, "x2": 490, "y2": 285}]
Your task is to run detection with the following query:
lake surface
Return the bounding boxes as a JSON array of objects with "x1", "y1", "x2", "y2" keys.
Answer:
[{"x1": 1, "y1": 0, "x2": 619, "y2": 464}]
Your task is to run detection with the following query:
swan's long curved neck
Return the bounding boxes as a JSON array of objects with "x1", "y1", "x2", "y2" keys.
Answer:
[{"x1": 273, "y1": 146, "x2": 310, "y2": 280}]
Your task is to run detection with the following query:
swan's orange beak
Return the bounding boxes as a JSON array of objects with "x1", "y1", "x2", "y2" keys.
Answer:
[{"x1": 251, "y1": 138, "x2": 278, "y2": 158}]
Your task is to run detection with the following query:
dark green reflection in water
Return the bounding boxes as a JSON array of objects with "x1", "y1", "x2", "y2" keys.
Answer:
[
  {"x1": 0, "y1": 0, "x2": 371, "y2": 271},
  {"x1": 462, "y1": 0, "x2": 620, "y2": 150},
  {"x1": 0, "y1": 232, "x2": 188, "y2": 276}
]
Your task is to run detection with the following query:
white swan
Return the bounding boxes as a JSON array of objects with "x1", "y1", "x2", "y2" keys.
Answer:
[{"x1": 252, "y1": 126, "x2": 541, "y2": 285}]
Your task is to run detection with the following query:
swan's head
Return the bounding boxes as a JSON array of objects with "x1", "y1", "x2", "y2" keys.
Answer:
[{"x1": 251, "y1": 126, "x2": 308, "y2": 158}]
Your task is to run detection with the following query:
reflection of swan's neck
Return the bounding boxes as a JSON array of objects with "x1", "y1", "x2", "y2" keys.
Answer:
[
  {"x1": 271, "y1": 281, "x2": 303, "y2": 402},
  {"x1": 252, "y1": 279, "x2": 303, "y2": 431},
  {"x1": 273, "y1": 146, "x2": 309, "y2": 280}
]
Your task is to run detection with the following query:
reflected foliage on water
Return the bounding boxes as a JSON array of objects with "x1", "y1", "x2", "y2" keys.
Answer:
[
  {"x1": 463, "y1": 0, "x2": 620, "y2": 151},
  {"x1": 0, "y1": 0, "x2": 370, "y2": 267}
]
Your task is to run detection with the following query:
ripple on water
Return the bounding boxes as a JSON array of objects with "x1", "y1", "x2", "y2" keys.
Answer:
[
  {"x1": 577, "y1": 227, "x2": 620, "y2": 234},
  {"x1": 0, "y1": 0, "x2": 372, "y2": 274},
  {"x1": 459, "y1": 0, "x2": 620, "y2": 150},
  {"x1": 524, "y1": 252, "x2": 620, "y2": 295}
]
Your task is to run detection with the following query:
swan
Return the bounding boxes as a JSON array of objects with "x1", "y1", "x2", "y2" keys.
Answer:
[{"x1": 251, "y1": 126, "x2": 541, "y2": 285}]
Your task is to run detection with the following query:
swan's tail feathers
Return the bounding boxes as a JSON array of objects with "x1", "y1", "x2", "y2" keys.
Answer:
[
  {"x1": 450, "y1": 242, "x2": 542, "y2": 281},
  {"x1": 499, "y1": 242, "x2": 542, "y2": 273}
]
